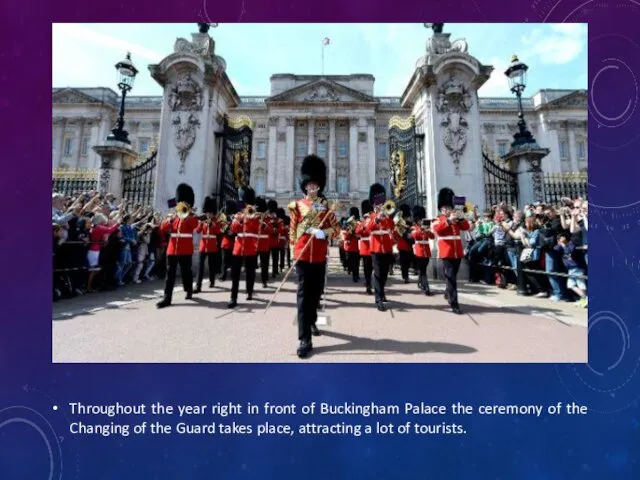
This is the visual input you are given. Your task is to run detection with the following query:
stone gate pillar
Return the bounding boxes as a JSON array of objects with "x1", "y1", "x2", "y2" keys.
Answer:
[
  {"x1": 401, "y1": 26, "x2": 493, "y2": 218},
  {"x1": 93, "y1": 141, "x2": 138, "y2": 201},
  {"x1": 149, "y1": 25, "x2": 240, "y2": 212}
]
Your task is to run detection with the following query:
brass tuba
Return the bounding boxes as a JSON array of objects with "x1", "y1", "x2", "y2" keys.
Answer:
[
  {"x1": 176, "y1": 201, "x2": 191, "y2": 220},
  {"x1": 381, "y1": 199, "x2": 396, "y2": 217}
]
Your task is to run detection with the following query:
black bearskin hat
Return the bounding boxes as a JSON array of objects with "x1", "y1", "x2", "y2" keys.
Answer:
[
  {"x1": 256, "y1": 196, "x2": 268, "y2": 213},
  {"x1": 369, "y1": 183, "x2": 386, "y2": 205},
  {"x1": 267, "y1": 200, "x2": 278, "y2": 213},
  {"x1": 202, "y1": 196, "x2": 217, "y2": 214},
  {"x1": 348, "y1": 206, "x2": 360, "y2": 220},
  {"x1": 399, "y1": 204, "x2": 411, "y2": 219},
  {"x1": 412, "y1": 205, "x2": 425, "y2": 221},
  {"x1": 276, "y1": 207, "x2": 286, "y2": 220},
  {"x1": 239, "y1": 187, "x2": 256, "y2": 205},
  {"x1": 176, "y1": 183, "x2": 195, "y2": 208},
  {"x1": 437, "y1": 187, "x2": 455, "y2": 210},
  {"x1": 300, "y1": 154, "x2": 327, "y2": 194},
  {"x1": 224, "y1": 200, "x2": 237, "y2": 215},
  {"x1": 361, "y1": 199, "x2": 373, "y2": 215}
]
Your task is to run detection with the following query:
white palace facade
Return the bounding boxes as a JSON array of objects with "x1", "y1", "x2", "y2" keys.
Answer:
[{"x1": 52, "y1": 74, "x2": 587, "y2": 203}]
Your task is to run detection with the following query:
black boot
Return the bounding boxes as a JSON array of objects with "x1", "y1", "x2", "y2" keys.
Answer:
[
  {"x1": 227, "y1": 299, "x2": 237, "y2": 309},
  {"x1": 247, "y1": 293, "x2": 253, "y2": 301},
  {"x1": 452, "y1": 304, "x2": 462, "y2": 315},
  {"x1": 297, "y1": 340, "x2": 313, "y2": 359},
  {"x1": 311, "y1": 325, "x2": 321, "y2": 336},
  {"x1": 185, "y1": 292, "x2": 193, "y2": 300},
  {"x1": 193, "y1": 287, "x2": 202, "y2": 294},
  {"x1": 376, "y1": 301, "x2": 386, "y2": 312},
  {"x1": 366, "y1": 288, "x2": 373, "y2": 295},
  {"x1": 156, "y1": 299, "x2": 171, "y2": 309}
]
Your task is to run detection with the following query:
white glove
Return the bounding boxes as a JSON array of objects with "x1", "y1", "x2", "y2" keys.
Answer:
[
  {"x1": 305, "y1": 227, "x2": 318, "y2": 235},
  {"x1": 314, "y1": 230, "x2": 326, "y2": 240}
]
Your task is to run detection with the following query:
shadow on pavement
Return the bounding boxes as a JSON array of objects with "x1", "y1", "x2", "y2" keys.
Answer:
[{"x1": 312, "y1": 330, "x2": 477, "y2": 356}]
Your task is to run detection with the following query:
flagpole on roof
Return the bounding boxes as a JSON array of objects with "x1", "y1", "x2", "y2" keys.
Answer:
[{"x1": 322, "y1": 37, "x2": 330, "y2": 76}]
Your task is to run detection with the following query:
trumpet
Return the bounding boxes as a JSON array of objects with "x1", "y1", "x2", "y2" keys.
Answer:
[{"x1": 379, "y1": 199, "x2": 396, "y2": 218}]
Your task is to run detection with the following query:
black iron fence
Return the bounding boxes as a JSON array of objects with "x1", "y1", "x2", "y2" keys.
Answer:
[
  {"x1": 483, "y1": 153, "x2": 519, "y2": 207},
  {"x1": 543, "y1": 172, "x2": 588, "y2": 205},
  {"x1": 122, "y1": 151, "x2": 158, "y2": 206},
  {"x1": 52, "y1": 168, "x2": 99, "y2": 196}
]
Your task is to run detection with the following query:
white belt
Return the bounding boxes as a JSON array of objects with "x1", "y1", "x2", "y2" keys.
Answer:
[
  {"x1": 360, "y1": 237, "x2": 370, "y2": 242},
  {"x1": 371, "y1": 230, "x2": 391, "y2": 235},
  {"x1": 259, "y1": 235, "x2": 269, "y2": 239},
  {"x1": 201, "y1": 235, "x2": 217, "y2": 239},
  {"x1": 279, "y1": 236, "x2": 287, "y2": 241},
  {"x1": 237, "y1": 233, "x2": 259, "y2": 238},
  {"x1": 171, "y1": 233, "x2": 192, "y2": 238},
  {"x1": 438, "y1": 236, "x2": 461, "y2": 240},
  {"x1": 415, "y1": 240, "x2": 430, "y2": 244}
]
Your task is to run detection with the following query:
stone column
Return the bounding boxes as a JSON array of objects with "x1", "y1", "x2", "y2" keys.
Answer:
[
  {"x1": 286, "y1": 117, "x2": 295, "y2": 192},
  {"x1": 267, "y1": 117, "x2": 278, "y2": 191},
  {"x1": 328, "y1": 119, "x2": 336, "y2": 192},
  {"x1": 568, "y1": 125, "x2": 578, "y2": 172},
  {"x1": 503, "y1": 146, "x2": 550, "y2": 206},
  {"x1": 307, "y1": 118, "x2": 315, "y2": 154},
  {"x1": 93, "y1": 141, "x2": 138, "y2": 201},
  {"x1": 367, "y1": 118, "x2": 376, "y2": 187},
  {"x1": 74, "y1": 118, "x2": 85, "y2": 169},
  {"x1": 349, "y1": 117, "x2": 359, "y2": 194},
  {"x1": 58, "y1": 118, "x2": 67, "y2": 167}
]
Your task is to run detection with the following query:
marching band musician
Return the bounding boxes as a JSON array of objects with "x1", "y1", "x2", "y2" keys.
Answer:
[
  {"x1": 276, "y1": 207, "x2": 288, "y2": 273},
  {"x1": 394, "y1": 204, "x2": 414, "y2": 284},
  {"x1": 342, "y1": 206, "x2": 361, "y2": 283},
  {"x1": 256, "y1": 197, "x2": 273, "y2": 289},
  {"x1": 356, "y1": 200, "x2": 374, "y2": 295},
  {"x1": 289, "y1": 154, "x2": 341, "y2": 359},
  {"x1": 411, "y1": 205, "x2": 435, "y2": 295},
  {"x1": 338, "y1": 217, "x2": 348, "y2": 272},
  {"x1": 219, "y1": 200, "x2": 237, "y2": 282},
  {"x1": 431, "y1": 187, "x2": 471, "y2": 314},
  {"x1": 362, "y1": 183, "x2": 395, "y2": 311},
  {"x1": 228, "y1": 188, "x2": 261, "y2": 309},
  {"x1": 267, "y1": 200, "x2": 284, "y2": 278},
  {"x1": 157, "y1": 184, "x2": 199, "y2": 309},
  {"x1": 194, "y1": 197, "x2": 222, "y2": 293}
]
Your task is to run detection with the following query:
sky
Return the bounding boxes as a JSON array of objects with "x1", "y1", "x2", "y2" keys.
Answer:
[{"x1": 52, "y1": 23, "x2": 588, "y2": 98}]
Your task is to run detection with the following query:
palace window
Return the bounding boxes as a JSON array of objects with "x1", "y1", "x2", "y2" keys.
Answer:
[
  {"x1": 297, "y1": 139, "x2": 306, "y2": 157},
  {"x1": 337, "y1": 176, "x2": 348, "y2": 194},
  {"x1": 577, "y1": 140, "x2": 586, "y2": 159},
  {"x1": 377, "y1": 142, "x2": 388, "y2": 160},
  {"x1": 497, "y1": 141, "x2": 509, "y2": 157},
  {"x1": 338, "y1": 140, "x2": 348, "y2": 158},
  {"x1": 317, "y1": 139, "x2": 327, "y2": 159},
  {"x1": 81, "y1": 136, "x2": 91, "y2": 157},
  {"x1": 138, "y1": 138, "x2": 149, "y2": 154},
  {"x1": 559, "y1": 140, "x2": 568, "y2": 160},
  {"x1": 256, "y1": 142, "x2": 266, "y2": 160},
  {"x1": 63, "y1": 137, "x2": 73, "y2": 157},
  {"x1": 255, "y1": 177, "x2": 265, "y2": 195}
]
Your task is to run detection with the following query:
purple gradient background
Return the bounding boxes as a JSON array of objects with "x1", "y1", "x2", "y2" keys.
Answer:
[{"x1": 2, "y1": 0, "x2": 640, "y2": 478}]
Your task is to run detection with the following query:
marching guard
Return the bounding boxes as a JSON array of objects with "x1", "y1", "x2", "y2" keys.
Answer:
[
  {"x1": 157, "y1": 184, "x2": 199, "y2": 309},
  {"x1": 228, "y1": 188, "x2": 261, "y2": 308},
  {"x1": 256, "y1": 197, "x2": 273, "y2": 288},
  {"x1": 289, "y1": 154, "x2": 340, "y2": 359},
  {"x1": 411, "y1": 205, "x2": 434, "y2": 295},
  {"x1": 343, "y1": 207, "x2": 361, "y2": 283},
  {"x1": 394, "y1": 204, "x2": 414, "y2": 284},
  {"x1": 362, "y1": 183, "x2": 396, "y2": 311},
  {"x1": 356, "y1": 200, "x2": 374, "y2": 295},
  {"x1": 276, "y1": 207, "x2": 288, "y2": 273},
  {"x1": 219, "y1": 200, "x2": 237, "y2": 282},
  {"x1": 194, "y1": 197, "x2": 223, "y2": 292},
  {"x1": 267, "y1": 201, "x2": 284, "y2": 278},
  {"x1": 431, "y1": 187, "x2": 471, "y2": 314}
]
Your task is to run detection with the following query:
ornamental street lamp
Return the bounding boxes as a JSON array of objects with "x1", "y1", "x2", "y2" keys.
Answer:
[
  {"x1": 107, "y1": 52, "x2": 138, "y2": 144},
  {"x1": 504, "y1": 55, "x2": 535, "y2": 147}
]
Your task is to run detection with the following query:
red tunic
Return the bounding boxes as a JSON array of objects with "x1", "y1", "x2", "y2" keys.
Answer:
[
  {"x1": 196, "y1": 220, "x2": 222, "y2": 253},
  {"x1": 257, "y1": 218, "x2": 273, "y2": 254},
  {"x1": 278, "y1": 224, "x2": 288, "y2": 249},
  {"x1": 231, "y1": 213, "x2": 261, "y2": 257},
  {"x1": 393, "y1": 228, "x2": 413, "y2": 252},
  {"x1": 363, "y1": 212, "x2": 395, "y2": 254},
  {"x1": 220, "y1": 220, "x2": 234, "y2": 250},
  {"x1": 161, "y1": 215, "x2": 199, "y2": 256},
  {"x1": 411, "y1": 225, "x2": 435, "y2": 258},
  {"x1": 431, "y1": 215, "x2": 470, "y2": 259},
  {"x1": 355, "y1": 218, "x2": 371, "y2": 256},
  {"x1": 289, "y1": 197, "x2": 340, "y2": 263},
  {"x1": 267, "y1": 215, "x2": 283, "y2": 249},
  {"x1": 342, "y1": 230, "x2": 360, "y2": 253}
]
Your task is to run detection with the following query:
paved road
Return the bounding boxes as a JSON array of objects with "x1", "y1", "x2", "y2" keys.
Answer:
[{"x1": 53, "y1": 252, "x2": 587, "y2": 363}]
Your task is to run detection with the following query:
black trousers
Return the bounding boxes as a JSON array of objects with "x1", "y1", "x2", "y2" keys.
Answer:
[
  {"x1": 285, "y1": 246, "x2": 291, "y2": 267},
  {"x1": 213, "y1": 250, "x2": 222, "y2": 275},
  {"x1": 296, "y1": 261, "x2": 326, "y2": 342},
  {"x1": 440, "y1": 258, "x2": 462, "y2": 308},
  {"x1": 339, "y1": 247, "x2": 347, "y2": 270},
  {"x1": 196, "y1": 251, "x2": 220, "y2": 288},
  {"x1": 259, "y1": 251, "x2": 270, "y2": 285},
  {"x1": 220, "y1": 248, "x2": 233, "y2": 279},
  {"x1": 270, "y1": 248, "x2": 280, "y2": 277},
  {"x1": 361, "y1": 255, "x2": 373, "y2": 290},
  {"x1": 163, "y1": 255, "x2": 193, "y2": 303},
  {"x1": 230, "y1": 255, "x2": 257, "y2": 300},
  {"x1": 347, "y1": 251, "x2": 360, "y2": 280},
  {"x1": 372, "y1": 253, "x2": 393, "y2": 302},
  {"x1": 399, "y1": 250, "x2": 413, "y2": 280},
  {"x1": 416, "y1": 257, "x2": 431, "y2": 292}
]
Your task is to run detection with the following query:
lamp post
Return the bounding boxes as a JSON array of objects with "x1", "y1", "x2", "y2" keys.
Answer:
[
  {"x1": 107, "y1": 52, "x2": 138, "y2": 144},
  {"x1": 504, "y1": 55, "x2": 536, "y2": 148}
]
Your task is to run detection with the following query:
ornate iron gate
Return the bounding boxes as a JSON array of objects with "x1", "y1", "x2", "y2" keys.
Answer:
[
  {"x1": 388, "y1": 115, "x2": 418, "y2": 208},
  {"x1": 122, "y1": 151, "x2": 157, "y2": 206},
  {"x1": 483, "y1": 152, "x2": 518, "y2": 207},
  {"x1": 219, "y1": 115, "x2": 253, "y2": 206}
]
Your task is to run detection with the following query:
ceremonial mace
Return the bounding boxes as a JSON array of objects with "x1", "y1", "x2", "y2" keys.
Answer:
[{"x1": 264, "y1": 201, "x2": 337, "y2": 313}]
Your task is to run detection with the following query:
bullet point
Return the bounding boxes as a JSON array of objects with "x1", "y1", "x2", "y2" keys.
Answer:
[{"x1": 52, "y1": 405, "x2": 58, "y2": 411}]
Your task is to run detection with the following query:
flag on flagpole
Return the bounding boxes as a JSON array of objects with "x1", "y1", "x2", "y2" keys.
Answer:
[{"x1": 322, "y1": 37, "x2": 331, "y2": 46}]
